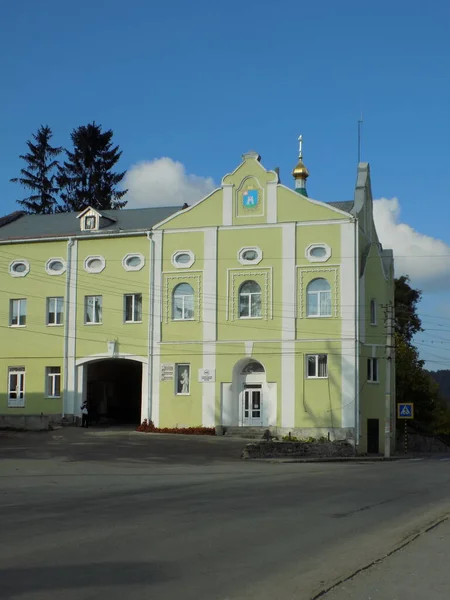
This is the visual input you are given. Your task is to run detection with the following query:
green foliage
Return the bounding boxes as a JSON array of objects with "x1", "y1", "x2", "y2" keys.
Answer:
[
  {"x1": 394, "y1": 276, "x2": 450, "y2": 434},
  {"x1": 57, "y1": 122, "x2": 127, "y2": 212},
  {"x1": 11, "y1": 125, "x2": 62, "y2": 214}
]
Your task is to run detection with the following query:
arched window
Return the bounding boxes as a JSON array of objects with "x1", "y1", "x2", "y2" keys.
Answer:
[
  {"x1": 239, "y1": 281, "x2": 261, "y2": 318},
  {"x1": 307, "y1": 278, "x2": 331, "y2": 317},
  {"x1": 370, "y1": 299, "x2": 377, "y2": 325},
  {"x1": 172, "y1": 283, "x2": 194, "y2": 320}
]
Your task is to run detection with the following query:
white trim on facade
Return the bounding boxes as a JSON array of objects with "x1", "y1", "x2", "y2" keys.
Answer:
[
  {"x1": 202, "y1": 228, "x2": 217, "y2": 426},
  {"x1": 237, "y1": 246, "x2": 263, "y2": 266},
  {"x1": 340, "y1": 221, "x2": 356, "y2": 430},
  {"x1": 45, "y1": 258, "x2": 67, "y2": 276},
  {"x1": 171, "y1": 250, "x2": 195, "y2": 269},
  {"x1": 222, "y1": 184, "x2": 233, "y2": 226},
  {"x1": 305, "y1": 243, "x2": 331, "y2": 263},
  {"x1": 84, "y1": 255, "x2": 106, "y2": 274},
  {"x1": 266, "y1": 181, "x2": 277, "y2": 223},
  {"x1": 151, "y1": 230, "x2": 163, "y2": 426},
  {"x1": 281, "y1": 223, "x2": 296, "y2": 428},
  {"x1": 64, "y1": 239, "x2": 78, "y2": 417},
  {"x1": 9, "y1": 259, "x2": 30, "y2": 277},
  {"x1": 122, "y1": 253, "x2": 145, "y2": 272}
]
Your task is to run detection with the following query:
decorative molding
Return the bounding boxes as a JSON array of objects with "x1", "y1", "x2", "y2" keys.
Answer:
[
  {"x1": 171, "y1": 249, "x2": 195, "y2": 269},
  {"x1": 45, "y1": 257, "x2": 67, "y2": 276},
  {"x1": 227, "y1": 267, "x2": 272, "y2": 321},
  {"x1": 237, "y1": 246, "x2": 263, "y2": 266},
  {"x1": 305, "y1": 243, "x2": 331, "y2": 263},
  {"x1": 245, "y1": 341, "x2": 254, "y2": 356},
  {"x1": 84, "y1": 255, "x2": 106, "y2": 274},
  {"x1": 297, "y1": 267, "x2": 339, "y2": 318},
  {"x1": 122, "y1": 253, "x2": 145, "y2": 272},
  {"x1": 163, "y1": 272, "x2": 202, "y2": 323},
  {"x1": 9, "y1": 259, "x2": 30, "y2": 278},
  {"x1": 235, "y1": 176, "x2": 265, "y2": 219}
]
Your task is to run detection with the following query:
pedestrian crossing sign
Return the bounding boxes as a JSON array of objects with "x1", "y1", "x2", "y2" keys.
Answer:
[{"x1": 397, "y1": 403, "x2": 414, "y2": 419}]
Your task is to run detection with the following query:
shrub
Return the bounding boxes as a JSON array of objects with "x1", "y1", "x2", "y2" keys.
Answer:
[{"x1": 137, "y1": 419, "x2": 215, "y2": 436}]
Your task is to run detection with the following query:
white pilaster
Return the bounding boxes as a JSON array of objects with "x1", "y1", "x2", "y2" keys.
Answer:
[
  {"x1": 222, "y1": 184, "x2": 233, "y2": 226},
  {"x1": 202, "y1": 228, "x2": 217, "y2": 427},
  {"x1": 281, "y1": 223, "x2": 296, "y2": 428},
  {"x1": 65, "y1": 239, "x2": 78, "y2": 417},
  {"x1": 340, "y1": 221, "x2": 357, "y2": 429},
  {"x1": 151, "y1": 230, "x2": 163, "y2": 427},
  {"x1": 266, "y1": 181, "x2": 277, "y2": 223}
]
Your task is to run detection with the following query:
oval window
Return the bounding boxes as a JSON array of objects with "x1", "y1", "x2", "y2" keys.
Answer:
[
  {"x1": 87, "y1": 258, "x2": 103, "y2": 270},
  {"x1": 175, "y1": 253, "x2": 191, "y2": 265},
  {"x1": 310, "y1": 247, "x2": 327, "y2": 258},
  {"x1": 13, "y1": 263, "x2": 27, "y2": 273},
  {"x1": 49, "y1": 260, "x2": 64, "y2": 272},
  {"x1": 242, "y1": 250, "x2": 258, "y2": 261},
  {"x1": 126, "y1": 255, "x2": 142, "y2": 268}
]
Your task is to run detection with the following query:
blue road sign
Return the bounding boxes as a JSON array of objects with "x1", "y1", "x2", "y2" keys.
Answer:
[{"x1": 397, "y1": 403, "x2": 414, "y2": 419}]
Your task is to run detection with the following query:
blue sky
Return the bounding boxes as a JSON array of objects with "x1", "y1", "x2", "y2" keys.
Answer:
[{"x1": 1, "y1": 0, "x2": 450, "y2": 368}]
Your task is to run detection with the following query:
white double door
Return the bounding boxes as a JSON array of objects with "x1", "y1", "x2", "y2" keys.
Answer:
[{"x1": 242, "y1": 384, "x2": 262, "y2": 426}]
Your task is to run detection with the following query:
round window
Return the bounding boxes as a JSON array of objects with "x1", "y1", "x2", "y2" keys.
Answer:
[
  {"x1": 13, "y1": 263, "x2": 27, "y2": 273},
  {"x1": 126, "y1": 255, "x2": 142, "y2": 268},
  {"x1": 87, "y1": 258, "x2": 103, "y2": 270},
  {"x1": 49, "y1": 260, "x2": 64, "y2": 272},
  {"x1": 242, "y1": 250, "x2": 258, "y2": 261},
  {"x1": 175, "y1": 253, "x2": 191, "y2": 265},
  {"x1": 310, "y1": 247, "x2": 327, "y2": 258}
]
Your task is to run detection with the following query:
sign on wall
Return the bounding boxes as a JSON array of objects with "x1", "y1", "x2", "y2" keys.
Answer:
[
  {"x1": 198, "y1": 368, "x2": 216, "y2": 383},
  {"x1": 160, "y1": 364, "x2": 175, "y2": 382}
]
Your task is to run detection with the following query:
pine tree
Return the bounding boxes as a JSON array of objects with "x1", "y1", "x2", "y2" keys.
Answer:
[
  {"x1": 10, "y1": 125, "x2": 62, "y2": 214},
  {"x1": 57, "y1": 122, "x2": 127, "y2": 212}
]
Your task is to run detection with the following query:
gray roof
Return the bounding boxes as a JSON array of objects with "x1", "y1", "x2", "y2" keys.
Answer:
[
  {"x1": 327, "y1": 201, "x2": 354, "y2": 213},
  {"x1": 0, "y1": 206, "x2": 181, "y2": 241}
]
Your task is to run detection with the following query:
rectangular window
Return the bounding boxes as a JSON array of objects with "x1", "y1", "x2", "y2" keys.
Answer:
[
  {"x1": 47, "y1": 297, "x2": 64, "y2": 326},
  {"x1": 124, "y1": 294, "x2": 142, "y2": 323},
  {"x1": 46, "y1": 367, "x2": 61, "y2": 398},
  {"x1": 10, "y1": 299, "x2": 27, "y2": 327},
  {"x1": 306, "y1": 354, "x2": 328, "y2": 378},
  {"x1": 175, "y1": 363, "x2": 191, "y2": 395},
  {"x1": 370, "y1": 299, "x2": 377, "y2": 325},
  {"x1": 367, "y1": 358, "x2": 379, "y2": 383},
  {"x1": 8, "y1": 367, "x2": 25, "y2": 407},
  {"x1": 85, "y1": 296, "x2": 102, "y2": 324}
]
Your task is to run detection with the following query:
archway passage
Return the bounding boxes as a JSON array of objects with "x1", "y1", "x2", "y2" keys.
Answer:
[{"x1": 86, "y1": 359, "x2": 142, "y2": 425}]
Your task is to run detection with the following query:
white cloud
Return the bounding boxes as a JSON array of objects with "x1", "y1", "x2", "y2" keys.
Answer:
[
  {"x1": 373, "y1": 198, "x2": 450, "y2": 292},
  {"x1": 123, "y1": 157, "x2": 216, "y2": 208}
]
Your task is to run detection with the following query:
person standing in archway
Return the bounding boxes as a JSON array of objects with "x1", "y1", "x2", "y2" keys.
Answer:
[{"x1": 81, "y1": 401, "x2": 89, "y2": 428}]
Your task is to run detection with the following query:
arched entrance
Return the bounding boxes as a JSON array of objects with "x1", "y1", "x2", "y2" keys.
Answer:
[
  {"x1": 233, "y1": 359, "x2": 267, "y2": 427},
  {"x1": 85, "y1": 359, "x2": 143, "y2": 425}
]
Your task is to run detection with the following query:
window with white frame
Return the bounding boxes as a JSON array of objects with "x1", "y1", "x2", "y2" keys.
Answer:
[
  {"x1": 239, "y1": 280, "x2": 262, "y2": 318},
  {"x1": 172, "y1": 283, "x2": 194, "y2": 320},
  {"x1": 306, "y1": 244, "x2": 331, "y2": 263},
  {"x1": 84, "y1": 215, "x2": 97, "y2": 230},
  {"x1": 9, "y1": 260, "x2": 30, "y2": 277},
  {"x1": 8, "y1": 367, "x2": 25, "y2": 407},
  {"x1": 10, "y1": 299, "x2": 27, "y2": 327},
  {"x1": 306, "y1": 278, "x2": 332, "y2": 317},
  {"x1": 46, "y1": 367, "x2": 61, "y2": 398},
  {"x1": 367, "y1": 358, "x2": 379, "y2": 383},
  {"x1": 85, "y1": 296, "x2": 102, "y2": 324},
  {"x1": 175, "y1": 363, "x2": 191, "y2": 395},
  {"x1": 47, "y1": 297, "x2": 64, "y2": 326},
  {"x1": 306, "y1": 354, "x2": 328, "y2": 378},
  {"x1": 124, "y1": 294, "x2": 143, "y2": 323},
  {"x1": 370, "y1": 299, "x2": 377, "y2": 325}
]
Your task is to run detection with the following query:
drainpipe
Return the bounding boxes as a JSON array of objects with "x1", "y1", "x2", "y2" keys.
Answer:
[
  {"x1": 63, "y1": 238, "x2": 74, "y2": 418},
  {"x1": 354, "y1": 218, "x2": 360, "y2": 449},
  {"x1": 147, "y1": 231, "x2": 154, "y2": 423}
]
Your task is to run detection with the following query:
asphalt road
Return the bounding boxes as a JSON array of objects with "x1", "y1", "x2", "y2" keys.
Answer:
[{"x1": 1, "y1": 428, "x2": 450, "y2": 600}]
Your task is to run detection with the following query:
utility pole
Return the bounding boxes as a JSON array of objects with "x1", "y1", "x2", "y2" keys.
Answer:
[{"x1": 384, "y1": 302, "x2": 394, "y2": 458}]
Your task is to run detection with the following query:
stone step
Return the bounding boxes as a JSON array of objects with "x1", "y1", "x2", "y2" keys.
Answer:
[{"x1": 224, "y1": 427, "x2": 269, "y2": 440}]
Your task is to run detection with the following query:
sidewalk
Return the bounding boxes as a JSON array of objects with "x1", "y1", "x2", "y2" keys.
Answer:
[{"x1": 322, "y1": 516, "x2": 450, "y2": 599}]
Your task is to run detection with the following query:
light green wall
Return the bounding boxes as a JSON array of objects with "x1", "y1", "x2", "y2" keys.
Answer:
[
  {"x1": 76, "y1": 236, "x2": 149, "y2": 359},
  {"x1": 217, "y1": 227, "x2": 283, "y2": 340},
  {"x1": 277, "y1": 187, "x2": 347, "y2": 223},
  {"x1": 294, "y1": 342, "x2": 342, "y2": 428},
  {"x1": 159, "y1": 189, "x2": 223, "y2": 229},
  {"x1": 161, "y1": 231, "x2": 204, "y2": 342},
  {"x1": 0, "y1": 240, "x2": 67, "y2": 413}
]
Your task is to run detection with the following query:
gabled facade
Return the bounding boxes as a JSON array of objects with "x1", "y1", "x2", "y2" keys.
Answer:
[{"x1": 0, "y1": 149, "x2": 395, "y2": 453}]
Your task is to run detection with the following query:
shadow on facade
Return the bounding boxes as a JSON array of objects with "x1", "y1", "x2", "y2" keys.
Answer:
[{"x1": 87, "y1": 359, "x2": 142, "y2": 425}]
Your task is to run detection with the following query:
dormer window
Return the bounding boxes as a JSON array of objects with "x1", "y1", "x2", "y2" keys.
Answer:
[{"x1": 84, "y1": 216, "x2": 97, "y2": 230}]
